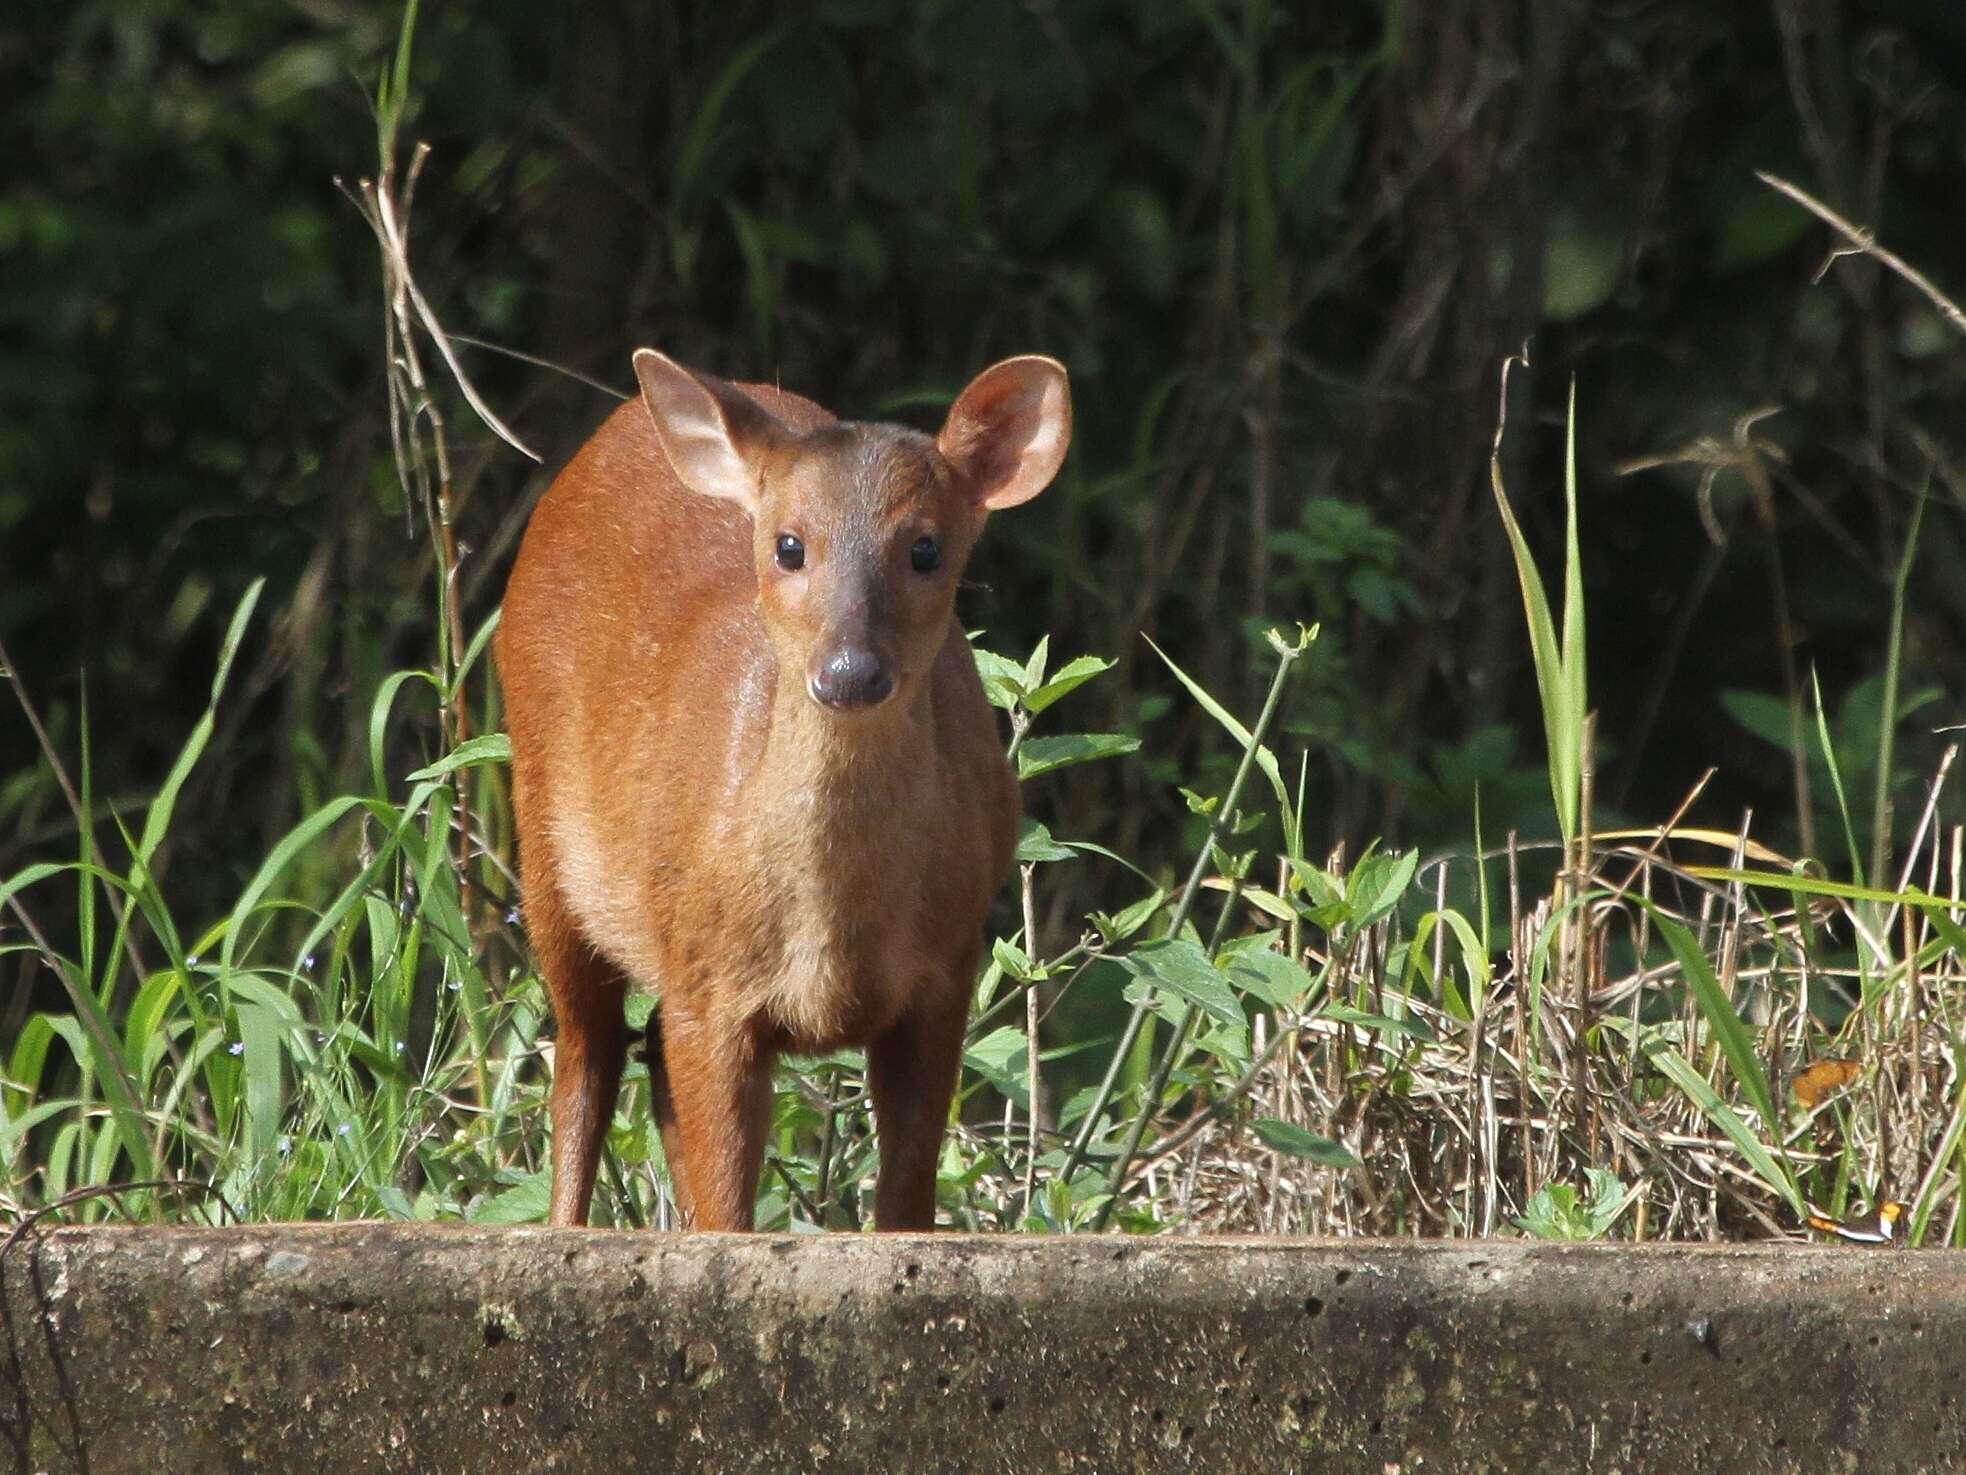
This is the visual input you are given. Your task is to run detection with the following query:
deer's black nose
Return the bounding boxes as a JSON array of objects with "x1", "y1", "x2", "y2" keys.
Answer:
[{"x1": 810, "y1": 646, "x2": 893, "y2": 710}]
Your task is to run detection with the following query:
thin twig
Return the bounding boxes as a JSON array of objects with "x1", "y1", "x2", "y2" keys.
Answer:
[{"x1": 1757, "y1": 171, "x2": 1966, "y2": 340}]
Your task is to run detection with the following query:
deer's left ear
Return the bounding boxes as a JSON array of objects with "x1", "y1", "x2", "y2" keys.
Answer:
[{"x1": 936, "y1": 356, "x2": 1072, "y2": 511}]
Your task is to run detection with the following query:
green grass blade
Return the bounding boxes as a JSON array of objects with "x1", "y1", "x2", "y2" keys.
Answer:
[
  {"x1": 1647, "y1": 909, "x2": 1780, "y2": 1133},
  {"x1": 135, "y1": 578, "x2": 260, "y2": 862},
  {"x1": 1810, "y1": 667, "x2": 1864, "y2": 886},
  {"x1": 1869, "y1": 472, "x2": 1925, "y2": 889},
  {"x1": 1141, "y1": 631, "x2": 1290, "y2": 825},
  {"x1": 1489, "y1": 388, "x2": 1579, "y2": 843},
  {"x1": 1645, "y1": 1038, "x2": 1800, "y2": 1216},
  {"x1": 218, "y1": 796, "x2": 368, "y2": 981}
]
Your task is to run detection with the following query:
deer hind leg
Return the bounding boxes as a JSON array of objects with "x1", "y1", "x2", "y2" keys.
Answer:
[{"x1": 523, "y1": 873, "x2": 629, "y2": 1227}]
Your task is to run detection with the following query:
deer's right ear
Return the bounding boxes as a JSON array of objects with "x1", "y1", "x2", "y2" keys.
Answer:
[{"x1": 633, "y1": 349, "x2": 778, "y2": 512}]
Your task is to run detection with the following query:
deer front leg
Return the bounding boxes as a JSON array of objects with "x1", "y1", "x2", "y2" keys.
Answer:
[
  {"x1": 655, "y1": 1006, "x2": 774, "y2": 1231},
  {"x1": 867, "y1": 989, "x2": 969, "y2": 1231}
]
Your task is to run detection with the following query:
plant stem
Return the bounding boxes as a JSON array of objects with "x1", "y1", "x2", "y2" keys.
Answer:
[
  {"x1": 1090, "y1": 877, "x2": 1245, "y2": 1230},
  {"x1": 1056, "y1": 633, "x2": 1304, "y2": 1191}
]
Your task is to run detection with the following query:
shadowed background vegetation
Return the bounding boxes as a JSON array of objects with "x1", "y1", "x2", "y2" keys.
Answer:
[{"x1": 4, "y1": 0, "x2": 1966, "y2": 1236}]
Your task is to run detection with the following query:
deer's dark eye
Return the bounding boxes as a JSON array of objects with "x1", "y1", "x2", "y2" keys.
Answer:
[
  {"x1": 910, "y1": 536, "x2": 942, "y2": 574},
  {"x1": 774, "y1": 533, "x2": 805, "y2": 572}
]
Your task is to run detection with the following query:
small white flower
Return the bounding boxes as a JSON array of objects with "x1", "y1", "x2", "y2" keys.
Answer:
[{"x1": 227, "y1": 1041, "x2": 244, "y2": 1057}]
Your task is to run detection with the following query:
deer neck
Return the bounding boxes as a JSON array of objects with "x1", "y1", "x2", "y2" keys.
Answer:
[{"x1": 749, "y1": 675, "x2": 936, "y2": 848}]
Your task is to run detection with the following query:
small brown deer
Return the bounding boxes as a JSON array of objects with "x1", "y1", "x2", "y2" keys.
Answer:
[{"x1": 498, "y1": 349, "x2": 1071, "y2": 1229}]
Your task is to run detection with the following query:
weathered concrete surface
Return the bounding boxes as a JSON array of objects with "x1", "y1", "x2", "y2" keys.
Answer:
[{"x1": 2, "y1": 1227, "x2": 1961, "y2": 1474}]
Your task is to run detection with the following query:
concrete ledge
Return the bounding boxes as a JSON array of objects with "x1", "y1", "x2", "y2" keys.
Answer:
[{"x1": 3, "y1": 1226, "x2": 1961, "y2": 1472}]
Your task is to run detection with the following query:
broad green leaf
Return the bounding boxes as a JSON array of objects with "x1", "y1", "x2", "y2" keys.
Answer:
[
  {"x1": 1224, "y1": 949, "x2": 1321, "y2": 1010},
  {"x1": 1252, "y1": 1119, "x2": 1359, "y2": 1168},
  {"x1": 964, "y1": 1025, "x2": 1031, "y2": 1109},
  {"x1": 1021, "y1": 635, "x2": 1050, "y2": 693},
  {"x1": 1016, "y1": 732, "x2": 1140, "y2": 780},
  {"x1": 1024, "y1": 654, "x2": 1115, "y2": 714},
  {"x1": 470, "y1": 1168, "x2": 552, "y2": 1225},
  {"x1": 1090, "y1": 887, "x2": 1167, "y2": 944},
  {"x1": 971, "y1": 646, "x2": 1026, "y2": 709},
  {"x1": 1346, "y1": 847, "x2": 1418, "y2": 930},
  {"x1": 1121, "y1": 939, "x2": 1245, "y2": 1030},
  {"x1": 1016, "y1": 820, "x2": 1076, "y2": 863},
  {"x1": 991, "y1": 937, "x2": 1033, "y2": 982},
  {"x1": 1285, "y1": 858, "x2": 1346, "y2": 912}
]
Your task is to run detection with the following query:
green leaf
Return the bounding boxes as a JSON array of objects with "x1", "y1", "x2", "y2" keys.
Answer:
[
  {"x1": 1016, "y1": 732, "x2": 1140, "y2": 780},
  {"x1": 1644, "y1": 1035, "x2": 1801, "y2": 1215},
  {"x1": 971, "y1": 646, "x2": 1026, "y2": 710},
  {"x1": 1015, "y1": 820, "x2": 1076, "y2": 863},
  {"x1": 219, "y1": 796, "x2": 368, "y2": 979},
  {"x1": 1714, "y1": 190, "x2": 1809, "y2": 272},
  {"x1": 991, "y1": 937, "x2": 1033, "y2": 982},
  {"x1": 1514, "y1": 1183, "x2": 1582, "y2": 1240},
  {"x1": 964, "y1": 1025, "x2": 1030, "y2": 1109},
  {"x1": 470, "y1": 1168, "x2": 552, "y2": 1225},
  {"x1": 1021, "y1": 635, "x2": 1050, "y2": 693},
  {"x1": 238, "y1": 1002, "x2": 285, "y2": 1170},
  {"x1": 1648, "y1": 909, "x2": 1780, "y2": 1134},
  {"x1": 1719, "y1": 689, "x2": 1800, "y2": 751},
  {"x1": 673, "y1": 30, "x2": 784, "y2": 215},
  {"x1": 1321, "y1": 1002, "x2": 1434, "y2": 1043},
  {"x1": 137, "y1": 578, "x2": 264, "y2": 867},
  {"x1": 1024, "y1": 654, "x2": 1115, "y2": 714},
  {"x1": 407, "y1": 732, "x2": 512, "y2": 780},
  {"x1": 1346, "y1": 847, "x2": 1418, "y2": 930},
  {"x1": 1224, "y1": 949, "x2": 1321, "y2": 1010},
  {"x1": 1090, "y1": 888, "x2": 1167, "y2": 944},
  {"x1": 1141, "y1": 633, "x2": 1289, "y2": 820},
  {"x1": 1285, "y1": 858, "x2": 1346, "y2": 912},
  {"x1": 1252, "y1": 1119, "x2": 1359, "y2": 1167},
  {"x1": 1490, "y1": 380, "x2": 1585, "y2": 844},
  {"x1": 449, "y1": 608, "x2": 503, "y2": 700},
  {"x1": 121, "y1": 970, "x2": 183, "y2": 1081},
  {"x1": 6, "y1": 1013, "x2": 57, "y2": 1105},
  {"x1": 1120, "y1": 940, "x2": 1243, "y2": 1031}
]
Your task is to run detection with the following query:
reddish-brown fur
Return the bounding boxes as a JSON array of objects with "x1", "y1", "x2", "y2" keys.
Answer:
[{"x1": 498, "y1": 350, "x2": 1071, "y2": 1229}]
